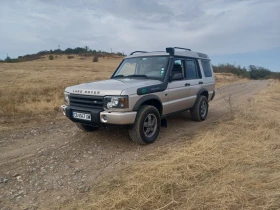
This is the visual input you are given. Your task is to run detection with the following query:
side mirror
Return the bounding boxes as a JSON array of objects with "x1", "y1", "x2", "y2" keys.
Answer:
[{"x1": 171, "y1": 73, "x2": 184, "y2": 81}]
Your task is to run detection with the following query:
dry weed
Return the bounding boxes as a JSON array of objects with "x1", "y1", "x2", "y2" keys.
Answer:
[{"x1": 223, "y1": 93, "x2": 235, "y2": 119}]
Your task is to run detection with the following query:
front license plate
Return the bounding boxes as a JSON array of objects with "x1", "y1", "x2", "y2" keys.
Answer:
[{"x1": 72, "y1": 112, "x2": 91, "y2": 121}]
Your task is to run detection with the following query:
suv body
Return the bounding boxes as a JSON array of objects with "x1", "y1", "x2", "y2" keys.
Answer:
[{"x1": 61, "y1": 47, "x2": 215, "y2": 144}]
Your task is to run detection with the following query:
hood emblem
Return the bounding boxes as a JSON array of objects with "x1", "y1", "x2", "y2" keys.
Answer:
[{"x1": 73, "y1": 90, "x2": 100, "y2": 94}]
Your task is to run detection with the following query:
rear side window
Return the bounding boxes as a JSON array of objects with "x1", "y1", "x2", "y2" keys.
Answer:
[
  {"x1": 185, "y1": 59, "x2": 201, "y2": 80},
  {"x1": 201, "y1": 60, "x2": 212, "y2": 77}
]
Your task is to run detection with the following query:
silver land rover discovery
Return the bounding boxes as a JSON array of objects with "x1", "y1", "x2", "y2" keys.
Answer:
[{"x1": 61, "y1": 47, "x2": 215, "y2": 144}]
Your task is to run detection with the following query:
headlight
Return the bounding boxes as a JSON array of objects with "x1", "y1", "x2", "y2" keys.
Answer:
[
  {"x1": 104, "y1": 96, "x2": 129, "y2": 109},
  {"x1": 64, "y1": 92, "x2": 70, "y2": 106}
]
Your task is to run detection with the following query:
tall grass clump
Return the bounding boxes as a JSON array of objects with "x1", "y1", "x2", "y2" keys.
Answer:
[
  {"x1": 93, "y1": 56, "x2": 99, "y2": 62},
  {"x1": 49, "y1": 55, "x2": 54, "y2": 60}
]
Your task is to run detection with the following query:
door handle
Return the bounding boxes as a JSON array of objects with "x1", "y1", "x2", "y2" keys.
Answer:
[
  {"x1": 185, "y1": 83, "x2": 190, "y2": 86},
  {"x1": 199, "y1": 81, "x2": 203, "y2": 84}
]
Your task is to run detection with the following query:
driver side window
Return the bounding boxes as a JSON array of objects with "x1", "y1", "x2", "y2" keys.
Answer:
[{"x1": 171, "y1": 59, "x2": 184, "y2": 80}]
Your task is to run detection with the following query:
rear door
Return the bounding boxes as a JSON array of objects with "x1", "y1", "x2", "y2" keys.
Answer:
[
  {"x1": 184, "y1": 58, "x2": 203, "y2": 102},
  {"x1": 199, "y1": 59, "x2": 215, "y2": 98}
]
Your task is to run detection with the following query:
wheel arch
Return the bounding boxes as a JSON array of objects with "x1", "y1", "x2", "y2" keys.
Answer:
[
  {"x1": 133, "y1": 95, "x2": 163, "y2": 115},
  {"x1": 197, "y1": 88, "x2": 209, "y2": 100}
]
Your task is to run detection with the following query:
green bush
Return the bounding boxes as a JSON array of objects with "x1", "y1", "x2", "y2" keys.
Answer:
[
  {"x1": 67, "y1": 55, "x2": 75, "y2": 59},
  {"x1": 212, "y1": 64, "x2": 280, "y2": 80},
  {"x1": 93, "y1": 56, "x2": 99, "y2": 62},
  {"x1": 213, "y1": 64, "x2": 250, "y2": 78},
  {"x1": 49, "y1": 55, "x2": 54, "y2": 60}
]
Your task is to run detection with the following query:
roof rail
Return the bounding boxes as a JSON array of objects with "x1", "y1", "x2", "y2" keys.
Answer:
[
  {"x1": 174, "y1": 47, "x2": 191, "y2": 51},
  {"x1": 197, "y1": 52, "x2": 208, "y2": 58},
  {"x1": 130, "y1": 51, "x2": 147, "y2": 55},
  {"x1": 166, "y1": 47, "x2": 191, "y2": 56}
]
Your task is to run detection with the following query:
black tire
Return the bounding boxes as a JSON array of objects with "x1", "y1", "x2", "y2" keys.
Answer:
[
  {"x1": 190, "y1": 95, "x2": 209, "y2": 122},
  {"x1": 129, "y1": 105, "x2": 160, "y2": 145},
  {"x1": 75, "y1": 123, "x2": 99, "y2": 132}
]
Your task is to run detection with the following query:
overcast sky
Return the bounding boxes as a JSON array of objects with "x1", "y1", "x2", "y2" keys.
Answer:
[{"x1": 1, "y1": 0, "x2": 280, "y2": 71}]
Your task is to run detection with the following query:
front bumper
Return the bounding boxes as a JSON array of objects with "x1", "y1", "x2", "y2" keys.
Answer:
[{"x1": 60, "y1": 105, "x2": 137, "y2": 125}]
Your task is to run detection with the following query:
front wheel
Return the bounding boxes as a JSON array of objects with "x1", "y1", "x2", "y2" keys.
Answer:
[
  {"x1": 190, "y1": 95, "x2": 209, "y2": 121},
  {"x1": 129, "y1": 105, "x2": 160, "y2": 145}
]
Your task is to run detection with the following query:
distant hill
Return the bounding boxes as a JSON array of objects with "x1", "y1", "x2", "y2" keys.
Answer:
[
  {"x1": 0, "y1": 46, "x2": 125, "y2": 63},
  {"x1": 1, "y1": 48, "x2": 279, "y2": 80}
]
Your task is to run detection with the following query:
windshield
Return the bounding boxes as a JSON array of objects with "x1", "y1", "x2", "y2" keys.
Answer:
[{"x1": 113, "y1": 56, "x2": 169, "y2": 80}]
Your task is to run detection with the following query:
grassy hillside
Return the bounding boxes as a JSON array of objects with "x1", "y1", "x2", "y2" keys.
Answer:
[
  {"x1": 70, "y1": 81, "x2": 280, "y2": 210},
  {"x1": 0, "y1": 55, "x2": 122, "y2": 130}
]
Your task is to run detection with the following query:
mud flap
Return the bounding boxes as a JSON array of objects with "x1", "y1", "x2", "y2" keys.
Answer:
[{"x1": 161, "y1": 118, "x2": 167, "y2": 128}]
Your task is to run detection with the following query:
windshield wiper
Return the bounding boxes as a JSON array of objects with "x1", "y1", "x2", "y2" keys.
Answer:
[
  {"x1": 126, "y1": 74, "x2": 149, "y2": 79},
  {"x1": 113, "y1": 74, "x2": 125, "y2": 78}
]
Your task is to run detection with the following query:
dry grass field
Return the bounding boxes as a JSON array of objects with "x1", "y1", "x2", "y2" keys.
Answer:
[
  {"x1": 72, "y1": 81, "x2": 280, "y2": 210},
  {"x1": 0, "y1": 56, "x2": 247, "y2": 130},
  {"x1": 215, "y1": 72, "x2": 249, "y2": 88},
  {"x1": 0, "y1": 55, "x2": 122, "y2": 130}
]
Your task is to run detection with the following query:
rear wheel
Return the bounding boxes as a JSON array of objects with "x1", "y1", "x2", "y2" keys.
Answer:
[
  {"x1": 75, "y1": 123, "x2": 99, "y2": 132},
  {"x1": 190, "y1": 95, "x2": 208, "y2": 121},
  {"x1": 129, "y1": 105, "x2": 160, "y2": 145}
]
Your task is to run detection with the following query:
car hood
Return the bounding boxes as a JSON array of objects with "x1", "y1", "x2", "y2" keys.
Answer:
[{"x1": 65, "y1": 78, "x2": 162, "y2": 96}]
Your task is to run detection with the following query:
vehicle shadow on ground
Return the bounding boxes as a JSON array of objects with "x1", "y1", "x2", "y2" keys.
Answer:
[{"x1": 72, "y1": 111, "x2": 197, "y2": 148}]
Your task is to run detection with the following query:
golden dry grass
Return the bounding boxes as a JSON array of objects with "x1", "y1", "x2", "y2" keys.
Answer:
[
  {"x1": 215, "y1": 72, "x2": 249, "y2": 88},
  {"x1": 0, "y1": 55, "x2": 122, "y2": 129},
  {"x1": 0, "y1": 57, "x2": 246, "y2": 130},
  {"x1": 68, "y1": 81, "x2": 280, "y2": 210}
]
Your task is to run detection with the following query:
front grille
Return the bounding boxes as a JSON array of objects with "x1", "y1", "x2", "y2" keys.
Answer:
[{"x1": 69, "y1": 94, "x2": 104, "y2": 109}]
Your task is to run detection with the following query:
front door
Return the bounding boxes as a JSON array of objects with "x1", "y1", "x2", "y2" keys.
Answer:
[{"x1": 163, "y1": 59, "x2": 193, "y2": 115}]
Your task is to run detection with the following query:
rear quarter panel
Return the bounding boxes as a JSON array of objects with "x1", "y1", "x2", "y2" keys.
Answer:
[{"x1": 198, "y1": 59, "x2": 215, "y2": 100}]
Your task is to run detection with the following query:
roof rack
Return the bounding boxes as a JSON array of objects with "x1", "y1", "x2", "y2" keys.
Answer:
[
  {"x1": 166, "y1": 47, "x2": 191, "y2": 56},
  {"x1": 130, "y1": 51, "x2": 147, "y2": 55}
]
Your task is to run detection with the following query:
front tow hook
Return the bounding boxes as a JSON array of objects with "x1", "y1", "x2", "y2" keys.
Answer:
[{"x1": 60, "y1": 105, "x2": 67, "y2": 115}]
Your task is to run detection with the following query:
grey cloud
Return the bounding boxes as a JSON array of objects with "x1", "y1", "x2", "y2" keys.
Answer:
[{"x1": 0, "y1": 0, "x2": 280, "y2": 58}]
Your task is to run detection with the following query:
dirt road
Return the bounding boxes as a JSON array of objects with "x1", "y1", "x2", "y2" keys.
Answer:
[{"x1": 0, "y1": 80, "x2": 270, "y2": 209}]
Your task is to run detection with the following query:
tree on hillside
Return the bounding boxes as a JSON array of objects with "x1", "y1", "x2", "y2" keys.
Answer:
[
  {"x1": 212, "y1": 63, "x2": 249, "y2": 78},
  {"x1": 248, "y1": 65, "x2": 272, "y2": 79},
  {"x1": 5, "y1": 55, "x2": 11, "y2": 62}
]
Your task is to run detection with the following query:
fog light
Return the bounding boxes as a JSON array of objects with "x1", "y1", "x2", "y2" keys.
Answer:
[{"x1": 102, "y1": 114, "x2": 108, "y2": 122}]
